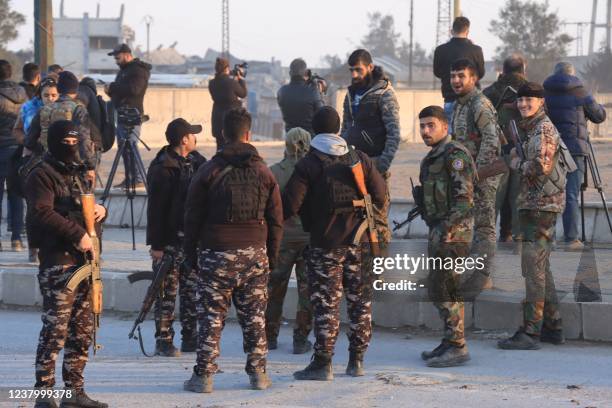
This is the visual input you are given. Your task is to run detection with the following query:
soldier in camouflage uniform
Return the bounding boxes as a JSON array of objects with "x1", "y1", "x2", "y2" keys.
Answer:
[
  {"x1": 146, "y1": 118, "x2": 206, "y2": 356},
  {"x1": 416, "y1": 106, "x2": 475, "y2": 367},
  {"x1": 26, "y1": 71, "x2": 96, "y2": 184},
  {"x1": 26, "y1": 121, "x2": 107, "y2": 408},
  {"x1": 183, "y1": 108, "x2": 283, "y2": 393},
  {"x1": 498, "y1": 83, "x2": 567, "y2": 350},
  {"x1": 450, "y1": 59, "x2": 502, "y2": 294},
  {"x1": 265, "y1": 127, "x2": 314, "y2": 354},
  {"x1": 283, "y1": 106, "x2": 386, "y2": 380},
  {"x1": 340, "y1": 49, "x2": 400, "y2": 244}
]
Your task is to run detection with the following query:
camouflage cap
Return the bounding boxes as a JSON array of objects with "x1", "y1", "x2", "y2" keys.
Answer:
[{"x1": 285, "y1": 127, "x2": 311, "y2": 159}]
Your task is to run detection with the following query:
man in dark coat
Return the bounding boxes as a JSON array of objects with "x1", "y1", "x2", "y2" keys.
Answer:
[
  {"x1": 433, "y1": 16, "x2": 485, "y2": 124},
  {"x1": 105, "y1": 43, "x2": 152, "y2": 188},
  {"x1": 543, "y1": 62, "x2": 607, "y2": 250},
  {"x1": 146, "y1": 118, "x2": 206, "y2": 356},
  {"x1": 208, "y1": 57, "x2": 247, "y2": 150},
  {"x1": 277, "y1": 58, "x2": 324, "y2": 135}
]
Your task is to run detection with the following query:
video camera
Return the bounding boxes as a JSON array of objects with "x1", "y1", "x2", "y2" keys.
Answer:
[
  {"x1": 231, "y1": 62, "x2": 249, "y2": 78},
  {"x1": 306, "y1": 69, "x2": 328, "y2": 95},
  {"x1": 117, "y1": 107, "x2": 148, "y2": 127}
]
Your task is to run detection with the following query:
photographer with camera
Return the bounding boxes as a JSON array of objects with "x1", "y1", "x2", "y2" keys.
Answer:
[
  {"x1": 208, "y1": 57, "x2": 247, "y2": 150},
  {"x1": 105, "y1": 44, "x2": 152, "y2": 189},
  {"x1": 277, "y1": 58, "x2": 325, "y2": 136}
]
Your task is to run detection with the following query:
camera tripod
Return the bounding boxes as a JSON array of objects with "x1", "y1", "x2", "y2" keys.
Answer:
[
  {"x1": 580, "y1": 140, "x2": 612, "y2": 241},
  {"x1": 574, "y1": 139, "x2": 611, "y2": 302},
  {"x1": 100, "y1": 120, "x2": 150, "y2": 250}
]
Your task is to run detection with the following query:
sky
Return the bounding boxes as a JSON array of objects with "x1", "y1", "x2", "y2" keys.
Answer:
[{"x1": 7, "y1": 0, "x2": 606, "y2": 67}]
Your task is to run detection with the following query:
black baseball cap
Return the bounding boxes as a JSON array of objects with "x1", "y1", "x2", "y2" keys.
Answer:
[
  {"x1": 165, "y1": 118, "x2": 202, "y2": 145},
  {"x1": 108, "y1": 43, "x2": 132, "y2": 56}
]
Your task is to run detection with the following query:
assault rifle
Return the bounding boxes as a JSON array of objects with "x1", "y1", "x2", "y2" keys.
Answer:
[
  {"x1": 65, "y1": 193, "x2": 103, "y2": 355},
  {"x1": 392, "y1": 178, "x2": 422, "y2": 232},
  {"x1": 128, "y1": 250, "x2": 175, "y2": 357}
]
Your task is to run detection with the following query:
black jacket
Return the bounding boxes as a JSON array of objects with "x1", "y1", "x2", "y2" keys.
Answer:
[
  {"x1": 19, "y1": 81, "x2": 37, "y2": 100},
  {"x1": 184, "y1": 142, "x2": 283, "y2": 266},
  {"x1": 25, "y1": 156, "x2": 104, "y2": 270},
  {"x1": 107, "y1": 59, "x2": 151, "y2": 113},
  {"x1": 483, "y1": 73, "x2": 528, "y2": 109},
  {"x1": 433, "y1": 37, "x2": 485, "y2": 102},
  {"x1": 277, "y1": 77, "x2": 324, "y2": 134},
  {"x1": 208, "y1": 74, "x2": 247, "y2": 140},
  {"x1": 77, "y1": 77, "x2": 103, "y2": 151},
  {"x1": 282, "y1": 147, "x2": 386, "y2": 249},
  {"x1": 146, "y1": 146, "x2": 206, "y2": 251},
  {"x1": 0, "y1": 80, "x2": 27, "y2": 148},
  {"x1": 544, "y1": 73, "x2": 607, "y2": 155}
]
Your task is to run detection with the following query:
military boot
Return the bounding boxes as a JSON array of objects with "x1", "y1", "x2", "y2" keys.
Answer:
[
  {"x1": 540, "y1": 327, "x2": 565, "y2": 345},
  {"x1": 293, "y1": 352, "x2": 333, "y2": 381},
  {"x1": 155, "y1": 340, "x2": 181, "y2": 357},
  {"x1": 34, "y1": 390, "x2": 58, "y2": 408},
  {"x1": 426, "y1": 343, "x2": 470, "y2": 368},
  {"x1": 249, "y1": 370, "x2": 272, "y2": 390},
  {"x1": 421, "y1": 341, "x2": 447, "y2": 361},
  {"x1": 183, "y1": 368, "x2": 213, "y2": 393},
  {"x1": 497, "y1": 330, "x2": 541, "y2": 350},
  {"x1": 181, "y1": 335, "x2": 198, "y2": 353},
  {"x1": 292, "y1": 335, "x2": 312, "y2": 355},
  {"x1": 345, "y1": 351, "x2": 365, "y2": 377},
  {"x1": 59, "y1": 390, "x2": 108, "y2": 408}
]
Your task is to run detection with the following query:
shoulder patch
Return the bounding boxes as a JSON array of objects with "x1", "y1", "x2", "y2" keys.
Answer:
[{"x1": 452, "y1": 158, "x2": 465, "y2": 171}]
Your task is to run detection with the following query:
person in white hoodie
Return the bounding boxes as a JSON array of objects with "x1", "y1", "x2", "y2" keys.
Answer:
[{"x1": 283, "y1": 106, "x2": 386, "y2": 381}]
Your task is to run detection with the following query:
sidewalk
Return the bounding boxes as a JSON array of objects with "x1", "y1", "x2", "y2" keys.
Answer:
[{"x1": 1, "y1": 309, "x2": 611, "y2": 408}]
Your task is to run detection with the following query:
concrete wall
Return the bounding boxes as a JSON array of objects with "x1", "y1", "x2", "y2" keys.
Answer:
[{"x1": 129, "y1": 88, "x2": 612, "y2": 147}]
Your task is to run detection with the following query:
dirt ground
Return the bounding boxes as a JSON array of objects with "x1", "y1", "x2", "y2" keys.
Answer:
[{"x1": 97, "y1": 140, "x2": 612, "y2": 202}]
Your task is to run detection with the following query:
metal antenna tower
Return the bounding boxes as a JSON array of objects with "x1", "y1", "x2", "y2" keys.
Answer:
[
  {"x1": 222, "y1": 0, "x2": 230, "y2": 59},
  {"x1": 436, "y1": 0, "x2": 452, "y2": 46}
]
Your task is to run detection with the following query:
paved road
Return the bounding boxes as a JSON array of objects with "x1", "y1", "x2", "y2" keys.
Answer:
[{"x1": 1, "y1": 309, "x2": 611, "y2": 407}]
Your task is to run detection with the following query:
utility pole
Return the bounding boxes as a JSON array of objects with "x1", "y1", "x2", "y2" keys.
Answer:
[
  {"x1": 453, "y1": 0, "x2": 461, "y2": 19},
  {"x1": 408, "y1": 0, "x2": 414, "y2": 86},
  {"x1": 222, "y1": 0, "x2": 230, "y2": 59},
  {"x1": 607, "y1": 0, "x2": 611, "y2": 52},
  {"x1": 34, "y1": 0, "x2": 54, "y2": 69},
  {"x1": 589, "y1": 0, "x2": 598, "y2": 54},
  {"x1": 143, "y1": 15, "x2": 153, "y2": 61}
]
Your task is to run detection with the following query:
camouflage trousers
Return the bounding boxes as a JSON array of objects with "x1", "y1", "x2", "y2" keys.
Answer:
[
  {"x1": 153, "y1": 247, "x2": 199, "y2": 342},
  {"x1": 373, "y1": 171, "x2": 392, "y2": 243},
  {"x1": 472, "y1": 177, "x2": 500, "y2": 275},
  {"x1": 306, "y1": 245, "x2": 372, "y2": 355},
  {"x1": 519, "y1": 210, "x2": 562, "y2": 335},
  {"x1": 196, "y1": 246, "x2": 269, "y2": 375},
  {"x1": 427, "y1": 239, "x2": 470, "y2": 346},
  {"x1": 35, "y1": 265, "x2": 93, "y2": 390},
  {"x1": 265, "y1": 241, "x2": 313, "y2": 342}
]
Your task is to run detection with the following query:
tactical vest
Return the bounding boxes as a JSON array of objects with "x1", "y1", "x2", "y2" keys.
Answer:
[
  {"x1": 39, "y1": 99, "x2": 81, "y2": 149},
  {"x1": 420, "y1": 141, "x2": 474, "y2": 223},
  {"x1": 206, "y1": 164, "x2": 267, "y2": 225},
  {"x1": 527, "y1": 136, "x2": 577, "y2": 196},
  {"x1": 28, "y1": 160, "x2": 85, "y2": 248},
  {"x1": 312, "y1": 151, "x2": 361, "y2": 216},
  {"x1": 345, "y1": 86, "x2": 387, "y2": 157}
]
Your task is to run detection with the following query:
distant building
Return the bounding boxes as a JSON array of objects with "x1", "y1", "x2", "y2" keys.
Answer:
[{"x1": 53, "y1": 1, "x2": 131, "y2": 75}]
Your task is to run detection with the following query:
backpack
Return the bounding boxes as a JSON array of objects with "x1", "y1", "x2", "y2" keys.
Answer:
[
  {"x1": 541, "y1": 138, "x2": 577, "y2": 195},
  {"x1": 98, "y1": 96, "x2": 116, "y2": 152}
]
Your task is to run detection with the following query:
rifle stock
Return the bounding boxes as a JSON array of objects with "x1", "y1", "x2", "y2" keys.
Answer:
[{"x1": 349, "y1": 160, "x2": 380, "y2": 257}]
